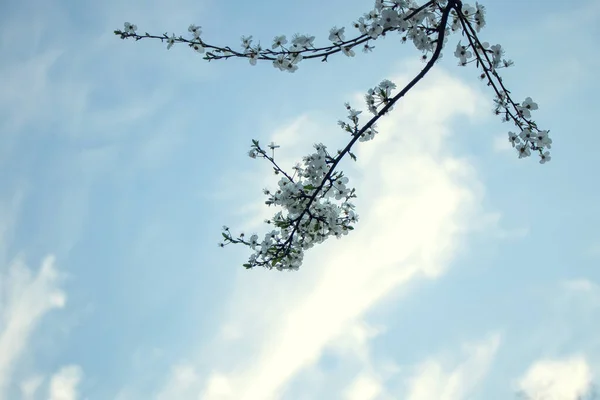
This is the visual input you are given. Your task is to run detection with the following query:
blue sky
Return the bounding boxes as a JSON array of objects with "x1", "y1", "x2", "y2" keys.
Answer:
[{"x1": 1, "y1": 0, "x2": 599, "y2": 399}]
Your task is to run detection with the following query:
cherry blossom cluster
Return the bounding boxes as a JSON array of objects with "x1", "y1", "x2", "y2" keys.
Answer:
[
  {"x1": 447, "y1": 6, "x2": 552, "y2": 163},
  {"x1": 115, "y1": 0, "x2": 551, "y2": 270},
  {"x1": 222, "y1": 70, "x2": 423, "y2": 269},
  {"x1": 222, "y1": 140, "x2": 358, "y2": 270}
]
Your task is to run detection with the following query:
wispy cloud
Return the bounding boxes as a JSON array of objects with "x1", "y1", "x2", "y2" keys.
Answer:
[
  {"x1": 155, "y1": 364, "x2": 202, "y2": 400},
  {"x1": 405, "y1": 333, "x2": 501, "y2": 400},
  {"x1": 563, "y1": 279, "x2": 600, "y2": 296},
  {"x1": 516, "y1": 355, "x2": 593, "y2": 400},
  {"x1": 492, "y1": 133, "x2": 511, "y2": 153},
  {"x1": 19, "y1": 375, "x2": 44, "y2": 400},
  {"x1": 561, "y1": 279, "x2": 600, "y2": 311},
  {"x1": 48, "y1": 365, "x2": 84, "y2": 400},
  {"x1": 343, "y1": 372, "x2": 383, "y2": 400},
  {"x1": 0, "y1": 256, "x2": 66, "y2": 399}
]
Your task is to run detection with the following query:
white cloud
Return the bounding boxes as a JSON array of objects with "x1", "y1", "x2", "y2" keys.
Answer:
[
  {"x1": 343, "y1": 372, "x2": 382, "y2": 400},
  {"x1": 492, "y1": 133, "x2": 511, "y2": 153},
  {"x1": 561, "y1": 279, "x2": 600, "y2": 310},
  {"x1": 0, "y1": 48, "x2": 71, "y2": 133},
  {"x1": 202, "y1": 373, "x2": 234, "y2": 399},
  {"x1": 156, "y1": 364, "x2": 202, "y2": 400},
  {"x1": 328, "y1": 321, "x2": 386, "y2": 365},
  {"x1": 517, "y1": 355, "x2": 593, "y2": 400},
  {"x1": 20, "y1": 375, "x2": 44, "y2": 400},
  {"x1": 158, "y1": 64, "x2": 492, "y2": 400},
  {"x1": 0, "y1": 255, "x2": 66, "y2": 398},
  {"x1": 405, "y1": 333, "x2": 501, "y2": 400},
  {"x1": 563, "y1": 279, "x2": 600, "y2": 295},
  {"x1": 48, "y1": 365, "x2": 84, "y2": 400}
]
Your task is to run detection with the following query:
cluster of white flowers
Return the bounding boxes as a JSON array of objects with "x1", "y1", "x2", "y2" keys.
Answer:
[
  {"x1": 447, "y1": 3, "x2": 551, "y2": 163},
  {"x1": 365, "y1": 79, "x2": 397, "y2": 114},
  {"x1": 449, "y1": 2, "x2": 486, "y2": 32},
  {"x1": 453, "y1": 39, "x2": 508, "y2": 68},
  {"x1": 223, "y1": 140, "x2": 358, "y2": 270},
  {"x1": 505, "y1": 96, "x2": 552, "y2": 163},
  {"x1": 116, "y1": 0, "x2": 551, "y2": 270}
]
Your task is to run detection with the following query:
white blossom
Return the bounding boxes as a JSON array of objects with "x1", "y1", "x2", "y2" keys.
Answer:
[
  {"x1": 341, "y1": 45, "x2": 355, "y2": 57},
  {"x1": 166, "y1": 34, "x2": 176, "y2": 49},
  {"x1": 454, "y1": 42, "x2": 472, "y2": 65},
  {"x1": 461, "y1": 4, "x2": 476, "y2": 17},
  {"x1": 517, "y1": 143, "x2": 531, "y2": 158},
  {"x1": 241, "y1": 35, "x2": 253, "y2": 49},
  {"x1": 508, "y1": 131, "x2": 520, "y2": 148},
  {"x1": 272, "y1": 35, "x2": 287, "y2": 49},
  {"x1": 192, "y1": 42, "x2": 204, "y2": 53},
  {"x1": 328, "y1": 26, "x2": 346, "y2": 43},
  {"x1": 188, "y1": 24, "x2": 202, "y2": 38},
  {"x1": 539, "y1": 151, "x2": 551, "y2": 164},
  {"x1": 124, "y1": 22, "x2": 137, "y2": 34},
  {"x1": 248, "y1": 52, "x2": 258, "y2": 65}
]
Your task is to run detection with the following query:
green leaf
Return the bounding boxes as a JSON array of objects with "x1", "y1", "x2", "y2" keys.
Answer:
[
  {"x1": 349, "y1": 152, "x2": 357, "y2": 161},
  {"x1": 304, "y1": 184, "x2": 316, "y2": 190},
  {"x1": 221, "y1": 232, "x2": 229, "y2": 240},
  {"x1": 271, "y1": 257, "x2": 282, "y2": 267}
]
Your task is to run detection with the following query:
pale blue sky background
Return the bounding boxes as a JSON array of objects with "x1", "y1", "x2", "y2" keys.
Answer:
[{"x1": 1, "y1": 0, "x2": 599, "y2": 399}]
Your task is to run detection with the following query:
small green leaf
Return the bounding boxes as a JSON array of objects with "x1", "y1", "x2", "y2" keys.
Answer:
[{"x1": 271, "y1": 257, "x2": 282, "y2": 267}]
